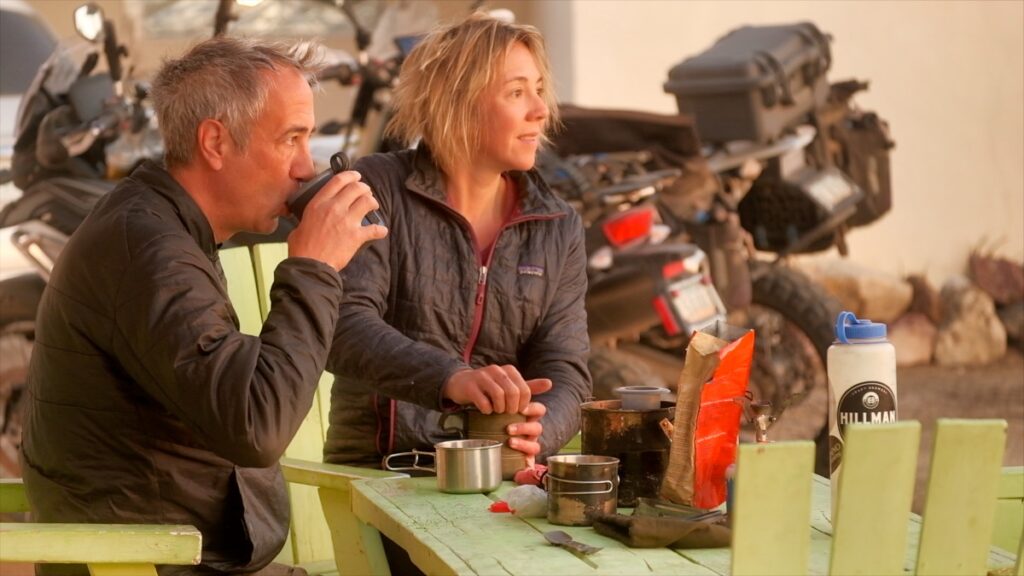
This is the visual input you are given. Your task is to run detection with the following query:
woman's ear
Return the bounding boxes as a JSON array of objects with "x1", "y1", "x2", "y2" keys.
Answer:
[{"x1": 196, "y1": 118, "x2": 230, "y2": 171}]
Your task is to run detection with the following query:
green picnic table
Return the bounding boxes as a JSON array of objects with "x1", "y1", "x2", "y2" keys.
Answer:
[{"x1": 350, "y1": 475, "x2": 1017, "y2": 576}]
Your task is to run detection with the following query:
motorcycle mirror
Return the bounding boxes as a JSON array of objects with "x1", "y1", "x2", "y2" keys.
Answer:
[
  {"x1": 487, "y1": 8, "x2": 516, "y2": 23},
  {"x1": 213, "y1": 0, "x2": 264, "y2": 36},
  {"x1": 73, "y1": 3, "x2": 105, "y2": 43}
]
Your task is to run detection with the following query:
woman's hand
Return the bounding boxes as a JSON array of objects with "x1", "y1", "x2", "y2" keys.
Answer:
[
  {"x1": 507, "y1": 401, "x2": 546, "y2": 466},
  {"x1": 442, "y1": 365, "x2": 552, "y2": 414}
]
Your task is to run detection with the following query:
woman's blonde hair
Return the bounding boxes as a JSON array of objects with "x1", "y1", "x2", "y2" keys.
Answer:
[{"x1": 385, "y1": 12, "x2": 559, "y2": 173}]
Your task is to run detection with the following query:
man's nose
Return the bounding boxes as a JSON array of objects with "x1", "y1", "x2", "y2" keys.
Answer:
[{"x1": 293, "y1": 144, "x2": 317, "y2": 182}]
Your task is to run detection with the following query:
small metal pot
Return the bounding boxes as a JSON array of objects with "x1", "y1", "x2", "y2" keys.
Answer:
[
  {"x1": 383, "y1": 439, "x2": 503, "y2": 494},
  {"x1": 544, "y1": 454, "x2": 620, "y2": 526}
]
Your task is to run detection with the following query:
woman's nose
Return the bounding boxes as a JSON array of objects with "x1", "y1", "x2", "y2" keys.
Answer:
[{"x1": 529, "y1": 92, "x2": 549, "y2": 122}]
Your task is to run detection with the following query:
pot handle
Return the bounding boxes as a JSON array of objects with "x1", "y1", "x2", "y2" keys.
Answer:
[
  {"x1": 543, "y1": 475, "x2": 615, "y2": 495},
  {"x1": 382, "y1": 449, "x2": 437, "y2": 473}
]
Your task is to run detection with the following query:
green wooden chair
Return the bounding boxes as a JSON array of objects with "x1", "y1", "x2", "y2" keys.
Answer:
[
  {"x1": 915, "y1": 418, "x2": 1007, "y2": 576},
  {"x1": 993, "y1": 467, "x2": 1024, "y2": 556},
  {"x1": 1, "y1": 479, "x2": 202, "y2": 575},
  {"x1": 829, "y1": 421, "x2": 921, "y2": 576},
  {"x1": 223, "y1": 243, "x2": 405, "y2": 575},
  {"x1": 730, "y1": 440, "x2": 816, "y2": 576},
  {"x1": 730, "y1": 419, "x2": 1019, "y2": 576}
]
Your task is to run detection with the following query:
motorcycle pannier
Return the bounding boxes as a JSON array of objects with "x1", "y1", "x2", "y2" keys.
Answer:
[{"x1": 664, "y1": 22, "x2": 831, "y2": 144}]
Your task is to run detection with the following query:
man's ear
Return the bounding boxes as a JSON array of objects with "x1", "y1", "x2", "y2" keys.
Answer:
[{"x1": 196, "y1": 119, "x2": 231, "y2": 171}]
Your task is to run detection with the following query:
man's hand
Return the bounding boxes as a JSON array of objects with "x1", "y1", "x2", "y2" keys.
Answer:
[
  {"x1": 288, "y1": 171, "x2": 387, "y2": 271},
  {"x1": 507, "y1": 401, "x2": 546, "y2": 466},
  {"x1": 442, "y1": 365, "x2": 552, "y2": 414}
]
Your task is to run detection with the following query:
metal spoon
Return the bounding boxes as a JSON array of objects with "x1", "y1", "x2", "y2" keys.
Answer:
[{"x1": 544, "y1": 530, "x2": 602, "y2": 556}]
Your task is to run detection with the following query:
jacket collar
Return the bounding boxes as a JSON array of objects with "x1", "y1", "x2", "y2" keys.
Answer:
[
  {"x1": 405, "y1": 144, "x2": 567, "y2": 219},
  {"x1": 128, "y1": 160, "x2": 219, "y2": 260}
]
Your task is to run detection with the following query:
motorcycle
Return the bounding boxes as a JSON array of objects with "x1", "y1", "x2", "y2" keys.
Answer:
[
  {"x1": 540, "y1": 28, "x2": 894, "y2": 470},
  {"x1": 0, "y1": 3, "x2": 154, "y2": 477},
  {"x1": 538, "y1": 109, "x2": 841, "y2": 456}
]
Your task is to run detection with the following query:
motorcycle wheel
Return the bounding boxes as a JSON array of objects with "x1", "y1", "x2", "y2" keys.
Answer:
[
  {"x1": 588, "y1": 345, "x2": 666, "y2": 401},
  {"x1": 0, "y1": 273, "x2": 45, "y2": 478},
  {"x1": 746, "y1": 263, "x2": 839, "y2": 476}
]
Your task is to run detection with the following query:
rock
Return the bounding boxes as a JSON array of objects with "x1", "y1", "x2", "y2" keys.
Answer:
[
  {"x1": 799, "y1": 259, "x2": 912, "y2": 323},
  {"x1": 969, "y1": 253, "x2": 1024, "y2": 305},
  {"x1": 934, "y1": 275, "x2": 1007, "y2": 366},
  {"x1": 998, "y1": 301, "x2": 1024, "y2": 347},
  {"x1": 888, "y1": 313, "x2": 936, "y2": 367},
  {"x1": 906, "y1": 274, "x2": 943, "y2": 325}
]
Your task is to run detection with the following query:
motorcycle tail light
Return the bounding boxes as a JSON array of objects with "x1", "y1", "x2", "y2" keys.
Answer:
[
  {"x1": 602, "y1": 207, "x2": 654, "y2": 248},
  {"x1": 652, "y1": 295, "x2": 681, "y2": 336},
  {"x1": 662, "y1": 260, "x2": 685, "y2": 279},
  {"x1": 662, "y1": 250, "x2": 707, "y2": 279}
]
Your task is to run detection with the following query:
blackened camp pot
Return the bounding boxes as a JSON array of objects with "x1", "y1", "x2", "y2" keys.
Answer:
[{"x1": 383, "y1": 439, "x2": 503, "y2": 494}]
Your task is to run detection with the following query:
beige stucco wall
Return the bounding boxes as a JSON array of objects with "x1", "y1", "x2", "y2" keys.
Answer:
[{"x1": 533, "y1": 0, "x2": 1024, "y2": 285}]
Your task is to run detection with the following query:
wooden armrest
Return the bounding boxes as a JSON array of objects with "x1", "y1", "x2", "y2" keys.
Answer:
[
  {"x1": 0, "y1": 478, "x2": 29, "y2": 514},
  {"x1": 997, "y1": 466, "x2": 1024, "y2": 499},
  {"x1": 0, "y1": 523, "x2": 201, "y2": 565},
  {"x1": 280, "y1": 457, "x2": 406, "y2": 491}
]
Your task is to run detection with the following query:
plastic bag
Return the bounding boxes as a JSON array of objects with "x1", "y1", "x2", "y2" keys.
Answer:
[
  {"x1": 660, "y1": 325, "x2": 754, "y2": 508},
  {"x1": 506, "y1": 484, "x2": 547, "y2": 518}
]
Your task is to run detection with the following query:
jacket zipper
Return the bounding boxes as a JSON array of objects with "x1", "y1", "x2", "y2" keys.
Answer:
[
  {"x1": 459, "y1": 213, "x2": 563, "y2": 363},
  {"x1": 463, "y1": 264, "x2": 489, "y2": 363}
]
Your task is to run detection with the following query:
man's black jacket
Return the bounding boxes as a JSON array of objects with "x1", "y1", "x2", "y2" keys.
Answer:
[{"x1": 21, "y1": 161, "x2": 343, "y2": 573}]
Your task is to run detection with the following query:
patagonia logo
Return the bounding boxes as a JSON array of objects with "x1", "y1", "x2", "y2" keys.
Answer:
[{"x1": 517, "y1": 264, "x2": 545, "y2": 277}]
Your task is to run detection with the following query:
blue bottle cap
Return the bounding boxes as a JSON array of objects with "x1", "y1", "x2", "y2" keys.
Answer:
[{"x1": 835, "y1": 311, "x2": 887, "y2": 343}]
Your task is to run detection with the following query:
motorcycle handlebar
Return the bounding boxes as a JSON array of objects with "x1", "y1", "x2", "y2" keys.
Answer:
[
  {"x1": 590, "y1": 168, "x2": 683, "y2": 205},
  {"x1": 318, "y1": 62, "x2": 358, "y2": 86},
  {"x1": 59, "y1": 108, "x2": 121, "y2": 158}
]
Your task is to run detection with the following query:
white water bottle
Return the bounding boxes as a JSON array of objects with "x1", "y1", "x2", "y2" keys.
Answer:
[{"x1": 827, "y1": 311, "x2": 897, "y2": 516}]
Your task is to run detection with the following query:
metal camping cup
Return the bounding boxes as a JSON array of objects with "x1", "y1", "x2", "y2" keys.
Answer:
[
  {"x1": 615, "y1": 386, "x2": 671, "y2": 411},
  {"x1": 544, "y1": 454, "x2": 620, "y2": 526},
  {"x1": 439, "y1": 408, "x2": 528, "y2": 480},
  {"x1": 383, "y1": 439, "x2": 503, "y2": 494}
]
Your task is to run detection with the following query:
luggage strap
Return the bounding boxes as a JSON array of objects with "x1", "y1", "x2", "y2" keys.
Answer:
[
  {"x1": 754, "y1": 51, "x2": 795, "y2": 107},
  {"x1": 797, "y1": 26, "x2": 833, "y2": 74}
]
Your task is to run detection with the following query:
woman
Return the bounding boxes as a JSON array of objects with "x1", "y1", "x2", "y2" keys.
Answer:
[{"x1": 325, "y1": 13, "x2": 590, "y2": 470}]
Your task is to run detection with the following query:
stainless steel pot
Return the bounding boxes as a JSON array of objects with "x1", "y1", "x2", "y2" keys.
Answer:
[
  {"x1": 383, "y1": 439, "x2": 503, "y2": 494},
  {"x1": 544, "y1": 454, "x2": 620, "y2": 526}
]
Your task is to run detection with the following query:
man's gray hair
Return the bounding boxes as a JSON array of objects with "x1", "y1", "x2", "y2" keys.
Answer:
[{"x1": 152, "y1": 36, "x2": 323, "y2": 167}]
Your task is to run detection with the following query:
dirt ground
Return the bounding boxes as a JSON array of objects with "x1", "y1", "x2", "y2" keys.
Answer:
[{"x1": 900, "y1": 347, "x2": 1024, "y2": 512}]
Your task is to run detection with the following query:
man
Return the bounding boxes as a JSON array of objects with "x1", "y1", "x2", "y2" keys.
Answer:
[{"x1": 20, "y1": 37, "x2": 386, "y2": 575}]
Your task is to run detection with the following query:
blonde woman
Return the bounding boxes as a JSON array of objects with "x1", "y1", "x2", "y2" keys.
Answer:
[{"x1": 325, "y1": 13, "x2": 590, "y2": 472}]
